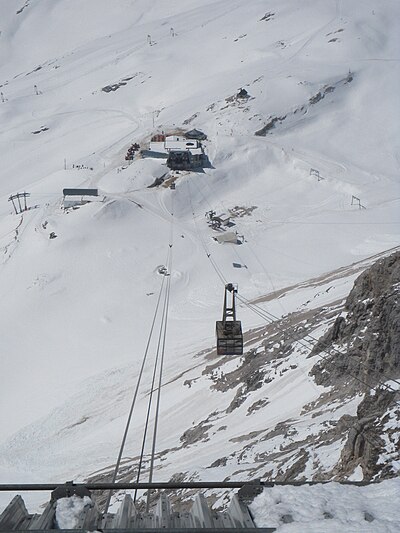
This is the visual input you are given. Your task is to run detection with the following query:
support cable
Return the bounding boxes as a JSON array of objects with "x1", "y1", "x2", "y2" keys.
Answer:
[
  {"x1": 104, "y1": 266, "x2": 168, "y2": 514},
  {"x1": 186, "y1": 179, "x2": 227, "y2": 285},
  {"x1": 146, "y1": 196, "x2": 175, "y2": 508},
  {"x1": 146, "y1": 257, "x2": 173, "y2": 511},
  {"x1": 133, "y1": 250, "x2": 172, "y2": 503},
  {"x1": 139, "y1": 194, "x2": 174, "y2": 510}
]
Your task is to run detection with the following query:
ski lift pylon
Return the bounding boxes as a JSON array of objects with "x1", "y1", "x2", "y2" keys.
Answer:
[{"x1": 216, "y1": 283, "x2": 243, "y2": 356}]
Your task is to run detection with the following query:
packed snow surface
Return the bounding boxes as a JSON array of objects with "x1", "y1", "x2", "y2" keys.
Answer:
[
  {"x1": 0, "y1": 0, "x2": 399, "y2": 516},
  {"x1": 250, "y1": 479, "x2": 400, "y2": 532}
]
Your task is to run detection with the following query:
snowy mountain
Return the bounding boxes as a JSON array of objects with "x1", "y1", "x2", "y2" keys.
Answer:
[{"x1": 0, "y1": 0, "x2": 399, "y2": 523}]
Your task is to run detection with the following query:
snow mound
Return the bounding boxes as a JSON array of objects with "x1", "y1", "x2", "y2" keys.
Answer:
[
  {"x1": 55, "y1": 495, "x2": 93, "y2": 529},
  {"x1": 250, "y1": 479, "x2": 400, "y2": 532}
]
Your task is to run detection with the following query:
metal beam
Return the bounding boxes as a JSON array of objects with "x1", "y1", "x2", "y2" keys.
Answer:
[{"x1": 0, "y1": 480, "x2": 377, "y2": 492}]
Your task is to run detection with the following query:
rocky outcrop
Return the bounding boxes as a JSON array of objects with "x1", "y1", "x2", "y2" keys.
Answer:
[
  {"x1": 311, "y1": 252, "x2": 400, "y2": 479},
  {"x1": 333, "y1": 387, "x2": 399, "y2": 480},
  {"x1": 311, "y1": 251, "x2": 400, "y2": 391}
]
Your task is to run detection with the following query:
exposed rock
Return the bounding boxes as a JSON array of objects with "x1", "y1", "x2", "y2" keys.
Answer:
[
  {"x1": 208, "y1": 457, "x2": 228, "y2": 468},
  {"x1": 180, "y1": 420, "x2": 212, "y2": 447},
  {"x1": 32, "y1": 126, "x2": 49, "y2": 134},
  {"x1": 255, "y1": 115, "x2": 287, "y2": 136},
  {"x1": 334, "y1": 388, "x2": 399, "y2": 479},
  {"x1": 260, "y1": 12, "x2": 275, "y2": 22},
  {"x1": 255, "y1": 74, "x2": 353, "y2": 136},
  {"x1": 247, "y1": 398, "x2": 270, "y2": 415},
  {"x1": 309, "y1": 85, "x2": 335, "y2": 105},
  {"x1": 311, "y1": 251, "x2": 400, "y2": 391},
  {"x1": 311, "y1": 252, "x2": 400, "y2": 479},
  {"x1": 279, "y1": 448, "x2": 309, "y2": 481}
]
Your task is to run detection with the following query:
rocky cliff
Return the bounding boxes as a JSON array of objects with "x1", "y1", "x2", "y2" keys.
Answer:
[{"x1": 311, "y1": 251, "x2": 400, "y2": 479}]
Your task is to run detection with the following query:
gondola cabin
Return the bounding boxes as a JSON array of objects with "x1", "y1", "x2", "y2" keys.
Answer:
[
  {"x1": 216, "y1": 283, "x2": 243, "y2": 355},
  {"x1": 216, "y1": 319, "x2": 243, "y2": 355}
]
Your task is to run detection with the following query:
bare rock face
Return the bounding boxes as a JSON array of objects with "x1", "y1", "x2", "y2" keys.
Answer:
[
  {"x1": 310, "y1": 251, "x2": 400, "y2": 479},
  {"x1": 311, "y1": 251, "x2": 400, "y2": 391}
]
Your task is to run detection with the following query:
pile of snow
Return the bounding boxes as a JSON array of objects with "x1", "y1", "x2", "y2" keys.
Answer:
[
  {"x1": 250, "y1": 479, "x2": 400, "y2": 532},
  {"x1": 55, "y1": 495, "x2": 93, "y2": 529}
]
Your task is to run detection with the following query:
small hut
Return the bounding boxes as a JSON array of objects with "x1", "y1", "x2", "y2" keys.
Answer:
[
  {"x1": 237, "y1": 88, "x2": 249, "y2": 99},
  {"x1": 62, "y1": 188, "x2": 100, "y2": 209}
]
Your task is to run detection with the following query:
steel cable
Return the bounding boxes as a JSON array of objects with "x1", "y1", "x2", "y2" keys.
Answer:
[
  {"x1": 133, "y1": 251, "x2": 172, "y2": 503},
  {"x1": 104, "y1": 191, "x2": 175, "y2": 512},
  {"x1": 104, "y1": 269, "x2": 168, "y2": 514}
]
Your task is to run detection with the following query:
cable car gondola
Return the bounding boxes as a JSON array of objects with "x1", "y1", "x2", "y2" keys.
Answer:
[{"x1": 216, "y1": 283, "x2": 243, "y2": 355}]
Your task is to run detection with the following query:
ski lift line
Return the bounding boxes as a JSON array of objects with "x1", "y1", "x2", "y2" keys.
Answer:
[
  {"x1": 135, "y1": 250, "x2": 172, "y2": 496},
  {"x1": 186, "y1": 180, "x2": 227, "y2": 285},
  {"x1": 234, "y1": 252, "x2": 399, "y2": 396},
  {"x1": 191, "y1": 171, "x2": 289, "y2": 317},
  {"x1": 136, "y1": 201, "x2": 175, "y2": 506},
  {"x1": 236, "y1": 236, "x2": 289, "y2": 317},
  {"x1": 190, "y1": 173, "x2": 214, "y2": 212},
  {"x1": 148, "y1": 230, "x2": 174, "y2": 487},
  {"x1": 108, "y1": 254, "x2": 174, "y2": 508},
  {"x1": 147, "y1": 267, "x2": 173, "y2": 511},
  {"x1": 133, "y1": 250, "x2": 172, "y2": 503},
  {"x1": 104, "y1": 254, "x2": 170, "y2": 515}
]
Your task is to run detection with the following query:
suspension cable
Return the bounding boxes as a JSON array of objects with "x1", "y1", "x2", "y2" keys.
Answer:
[
  {"x1": 146, "y1": 195, "x2": 175, "y2": 508},
  {"x1": 133, "y1": 249, "x2": 172, "y2": 503},
  {"x1": 133, "y1": 251, "x2": 172, "y2": 503},
  {"x1": 103, "y1": 270, "x2": 169, "y2": 514},
  {"x1": 186, "y1": 179, "x2": 227, "y2": 285},
  {"x1": 105, "y1": 191, "x2": 174, "y2": 512},
  {"x1": 146, "y1": 253, "x2": 173, "y2": 510},
  {"x1": 133, "y1": 194, "x2": 175, "y2": 509}
]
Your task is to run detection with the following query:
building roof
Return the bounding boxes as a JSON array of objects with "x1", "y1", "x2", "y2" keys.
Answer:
[
  {"x1": 185, "y1": 129, "x2": 207, "y2": 140},
  {"x1": 63, "y1": 188, "x2": 98, "y2": 197}
]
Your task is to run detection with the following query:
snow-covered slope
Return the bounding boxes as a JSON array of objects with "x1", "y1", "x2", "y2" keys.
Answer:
[{"x1": 0, "y1": 0, "x2": 399, "y2": 514}]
